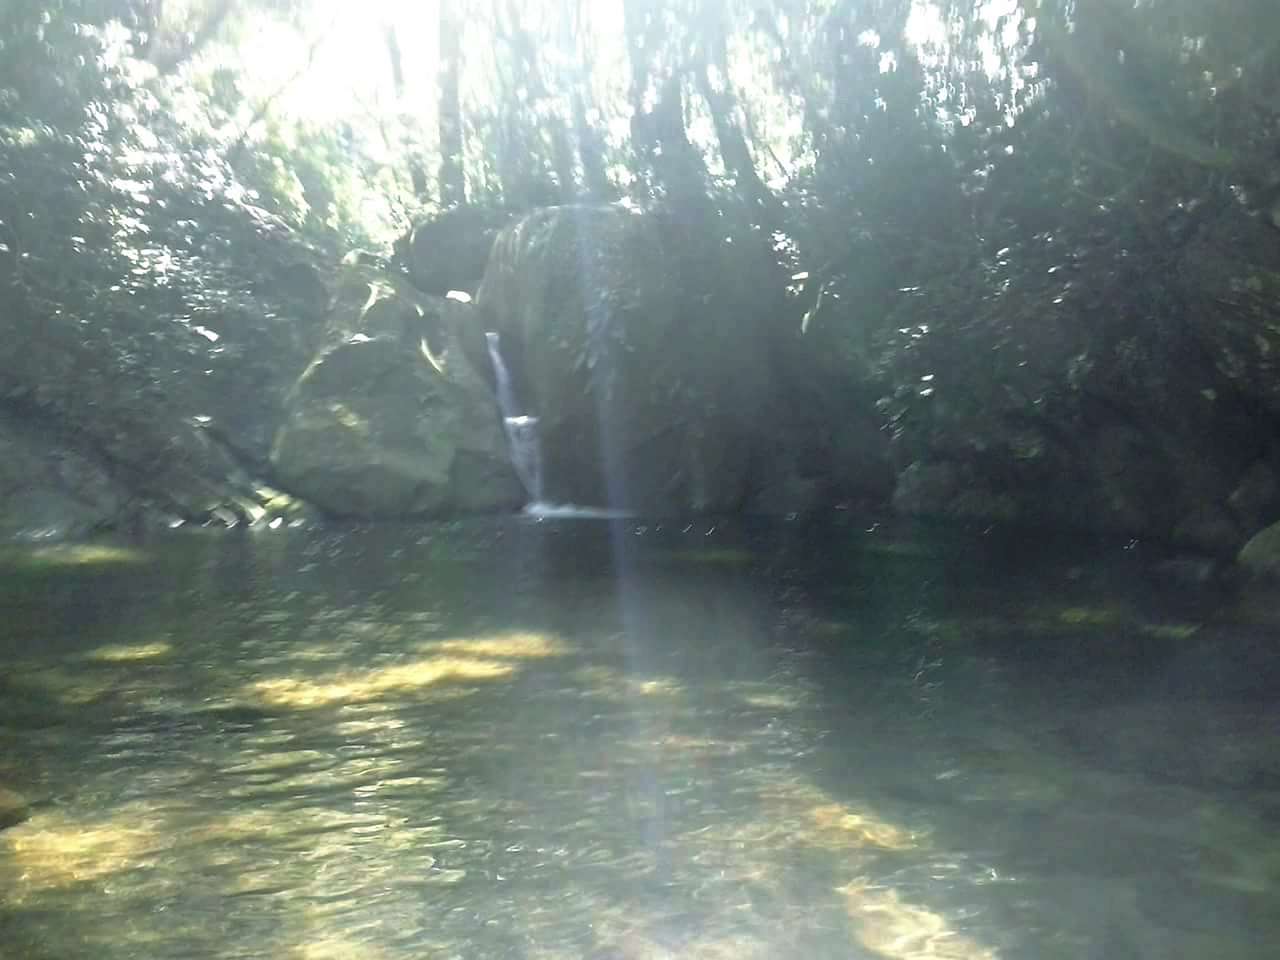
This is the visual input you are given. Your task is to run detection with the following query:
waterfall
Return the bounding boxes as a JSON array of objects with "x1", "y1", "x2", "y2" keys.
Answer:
[{"x1": 485, "y1": 332, "x2": 543, "y2": 504}]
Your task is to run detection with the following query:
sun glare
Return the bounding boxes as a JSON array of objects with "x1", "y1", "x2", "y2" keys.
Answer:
[{"x1": 229, "y1": 0, "x2": 439, "y2": 128}]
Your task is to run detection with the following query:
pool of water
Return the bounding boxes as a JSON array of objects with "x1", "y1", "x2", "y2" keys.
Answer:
[{"x1": 0, "y1": 516, "x2": 1277, "y2": 959}]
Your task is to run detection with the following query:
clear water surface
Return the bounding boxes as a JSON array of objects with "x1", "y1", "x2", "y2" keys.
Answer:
[{"x1": 1, "y1": 516, "x2": 1277, "y2": 959}]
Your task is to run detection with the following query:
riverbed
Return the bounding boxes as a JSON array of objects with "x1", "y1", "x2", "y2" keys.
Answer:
[{"x1": 1, "y1": 516, "x2": 1277, "y2": 959}]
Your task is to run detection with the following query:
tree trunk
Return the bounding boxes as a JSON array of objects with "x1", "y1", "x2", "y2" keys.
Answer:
[
  {"x1": 383, "y1": 24, "x2": 428, "y2": 200},
  {"x1": 571, "y1": 89, "x2": 611, "y2": 200},
  {"x1": 622, "y1": 0, "x2": 705, "y2": 202},
  {"x1": 695, "y1": 63, "x2": 779, "y2": 229},
  {"x1": 437, "y1": 0, "x2": 466, "y2": 208}
]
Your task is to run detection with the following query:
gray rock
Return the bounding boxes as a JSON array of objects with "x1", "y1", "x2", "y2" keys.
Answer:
[
  {"x1": 396, "y1": 206, "x2": 515, "y2": 297},
  {"x1": 270, "y1": 332, "x2": 523, "y2": 518},
  {"x1": 324, "y1": 264, "x2": 493, "y2": 386}
]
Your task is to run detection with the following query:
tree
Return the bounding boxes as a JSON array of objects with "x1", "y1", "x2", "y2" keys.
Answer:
[{"x1": 437, "y1": 0, "x2": 465, "y2": 208}]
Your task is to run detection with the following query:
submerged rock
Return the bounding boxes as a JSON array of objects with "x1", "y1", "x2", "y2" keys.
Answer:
[
  {"x1": 1153, "y1": 554, "x2": 1221, "y2": 585},
  {"x1": 0, "y1": 787, "x2": 30, "y2": 830},
  {"x1": 1172, "y1": 504, "x2": 1241, "y2": 555},
  {"x1": 1238, "y1": 521, "x2": 1280, "y2": 578},
  {"x1": 1227, "y1": 461, "x2": 1280, "y2": 532}
]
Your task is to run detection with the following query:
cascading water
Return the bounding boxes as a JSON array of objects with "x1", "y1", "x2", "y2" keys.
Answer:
[{"x1": 485, "y1": 331, "x2": 544, "y2": 505}]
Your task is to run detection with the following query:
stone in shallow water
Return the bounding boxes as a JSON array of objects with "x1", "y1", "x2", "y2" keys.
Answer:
[
  {"x1": 1228, "y1": 462, "x2": 1280, "y2": 531},
  {"x1": 0, "y1": 787, "x2": 31, "y2": 829},
  {"x1": 1238, "y1": 521, "x2": 1280, "y2": 578}
]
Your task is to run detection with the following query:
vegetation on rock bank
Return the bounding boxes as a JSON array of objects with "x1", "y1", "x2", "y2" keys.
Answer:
[{"x1": 2, "y1": 0, "x2": 1279, "y2": 565}]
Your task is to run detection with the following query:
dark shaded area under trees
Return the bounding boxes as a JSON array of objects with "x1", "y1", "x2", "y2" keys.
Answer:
[{"x1": 2, "y1": 0, "x2": 1280, "y2": 574}]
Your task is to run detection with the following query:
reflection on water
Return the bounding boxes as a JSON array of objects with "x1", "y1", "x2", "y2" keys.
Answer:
[{"x1": 0, "y1": 518, "x2": 1277, "y2": 959}]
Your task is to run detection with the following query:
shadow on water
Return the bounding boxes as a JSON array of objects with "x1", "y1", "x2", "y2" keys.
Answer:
[
  {"x1": 0, "y1": 517, "x2": 1276, "y2": 959},
  {"x1": 774, "y1": 519, "x2": 1280, "y2": 960}
]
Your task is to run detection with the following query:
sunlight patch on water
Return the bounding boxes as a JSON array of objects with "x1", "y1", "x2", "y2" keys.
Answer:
[
  {"x1": 841, "y1": 881, "x2": 999, "y2": 960},
  {"x1": 0, "y1": 809, "x2": 162, "y2": 900},
  {"x1": 414, "y1": 630, "x2": 569, "y2": 659},
  {"x1": 588, "y1": 929, "x2": 774, "y2": 959},
  {"x1": 920, "y1": 609, "x2": 1202, "y2": 644},
  {"x1": 632, "y1": 677, "x2": 683, "y2": 697},
  {"x1": 242, "y1": 655, "x2": 517, "y2": 708},
  {"x1": 0, "y1": 792, "x2": 469, "y2": 924},
  {"x1": 809, "y1": 803, "x2": 921, "y2": 852},
  {"x1": 568, "y1": 664, "x2": 688, "y2": 703},
  {"x1": 665, "y1": 771, "x2": 987, "y2": 958},
  {"x1": 12, "y1": 664, "x2": 140, "y2": 705},
  {"x1": 758, "y1": 780, "x2": 923, "y2": 854},
  {"x1": 292, "y1": 937, "x2": 394, "y2": 960},
  {"x1": 522, "y1": 501, "x2": 633, "y2": 519},
  {"x1": 85, "y1": 640, "x2": 174, "y2": 662},
  {"x1": 1140, "y1": 622, "x2": 1202, "y2": 641},
  {"x1": 5, "y1": 543, "x2": 150, "y2": 568},
  {"x1": 1056, "y1": 604, "x2": 1135, "y2": 626},
  {"x1": 727, "y1": 680, "x2": 809, "y2": 712}
]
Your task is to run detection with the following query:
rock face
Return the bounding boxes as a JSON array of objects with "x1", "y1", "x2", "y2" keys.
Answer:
[
  {"x1": 476, "y1": 205, "x2": 752, "y2": 513},
  {"x1": 0, "y1": 215, "x2": 525, "y2": 536},
  {"x1": 0, "y1": 232, "x2": 332, "y2": 535},
  {"x1": 10, "y1": 190, "x2": 1276, "y2": 539},
  {"x1": 394, "y1": 206, "x2": 516, "y2": 297},
  {"x1": 270, "y1": 276, "x2": 523, "y2": 517}
]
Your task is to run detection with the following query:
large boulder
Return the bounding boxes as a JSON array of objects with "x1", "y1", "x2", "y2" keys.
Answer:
[
  {"x1": 324, "y1": 259, "x2": 494, "y2": 380},
  {"x1": 270, "y1": 279, "x2": 523, "y2": 517},
  {"x1": 394, "y1": 206, "x2": 516, "y2": 297},
  {"x1": 475, "y1": 205, "x2": 752, "y2": 513}
]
